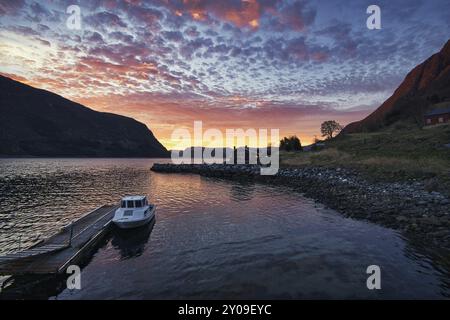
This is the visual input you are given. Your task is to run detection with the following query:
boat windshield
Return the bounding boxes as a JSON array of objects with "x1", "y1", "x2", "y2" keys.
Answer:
[{"x1": 121, "y1": 198, "x2": 147, "y2": 208}]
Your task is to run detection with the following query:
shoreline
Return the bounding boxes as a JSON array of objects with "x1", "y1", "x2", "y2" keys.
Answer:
[{"x1": 151, "y1": 163, "x2": 450, "y2": 252}]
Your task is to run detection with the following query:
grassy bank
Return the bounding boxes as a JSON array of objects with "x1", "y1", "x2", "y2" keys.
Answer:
[{"x1": 281, "y1": 123, "x2": 450, "y2": 194}]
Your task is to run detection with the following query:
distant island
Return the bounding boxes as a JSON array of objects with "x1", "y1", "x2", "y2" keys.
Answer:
[{"x1": 0, "y1": 75, "x2": 169, "y2": 158}]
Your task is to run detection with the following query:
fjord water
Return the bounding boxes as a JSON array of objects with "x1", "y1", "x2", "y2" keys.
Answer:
[{"x1": 0, "y1": 159, "x2": 448, "y2": 299}]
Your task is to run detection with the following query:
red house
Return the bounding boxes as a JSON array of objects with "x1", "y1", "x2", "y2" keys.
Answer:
[{"x1": 424, "y1": 107, "x2": 450, "y2": 126}]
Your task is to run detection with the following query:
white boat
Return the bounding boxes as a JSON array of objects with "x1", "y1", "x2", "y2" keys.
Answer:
[{"x1": 112, "y1": 196, "x2": 156, "y2": 229}]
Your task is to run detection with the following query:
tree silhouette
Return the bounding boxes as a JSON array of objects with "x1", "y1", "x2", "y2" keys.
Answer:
[
  {"x1": 321, "y1": 121, "x2": 342, "y2": 139},
  {"x1": 279, "y1": 136, "x2": 302, "y2": 151}
]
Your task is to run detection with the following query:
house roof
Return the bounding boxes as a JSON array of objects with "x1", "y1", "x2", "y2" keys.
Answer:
[{"x1": 425, "y1": 107, "x2": 450, "y2": 116}]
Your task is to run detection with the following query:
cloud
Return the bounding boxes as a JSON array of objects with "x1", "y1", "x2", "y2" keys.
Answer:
[
  {"x1": 0, "y1": 0, "x2": 26, "y2": 15},
  {"x1": 0, "y1": 0, "x2": 449, "y2": 147},
  {"x1": 85, "y1": 11, "x2": 128, "y2": 29},
  {"x1": 162, "y1": 30, "x2": 184, "y2": 42},
  {"x1": 261, "y1": 0, "x2": 316, "y2": 31}
]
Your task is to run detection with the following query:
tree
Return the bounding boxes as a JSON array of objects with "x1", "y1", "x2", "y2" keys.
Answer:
[
  {"x1": 321, "y1": 120, "x2": 342, "y2": 139},
  {"x1": 279, "y1": 136, "x2": 302, "y2": 151}
]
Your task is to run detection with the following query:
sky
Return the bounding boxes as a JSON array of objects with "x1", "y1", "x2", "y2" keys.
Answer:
[{"x1": 0, "y1": 0, "x2": 449, "y2": 149}]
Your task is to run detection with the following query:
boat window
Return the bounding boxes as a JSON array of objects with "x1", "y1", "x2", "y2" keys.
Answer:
[
  {"x1": 134, "y1": 200, "x2": 142, "y2": 208},
  {"x1": 121, "y1": 201, "x2": 126, "y2": 208},
  {"x1": 126, "y1": 200, "x2": 134, "y2": 208}
]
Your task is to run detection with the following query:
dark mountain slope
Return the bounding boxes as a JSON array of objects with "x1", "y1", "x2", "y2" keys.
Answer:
[
  {"x1": 343, "y1": 39, "x2": 450, "y2": 133},
  {"x1": 0, "y1": 75, "x2": 169, "y2": 157}
]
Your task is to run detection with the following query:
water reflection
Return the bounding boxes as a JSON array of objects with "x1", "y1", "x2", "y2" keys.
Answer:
[
  {"x1": 0, "y1": 159, "x2": 449, "y2": 299},
  {"x1": 228, "y1": 180, "x2": 257, "y2": 202},
  {"x1": 0, "y1": 159, "x2": 157, "y2": 254},
  {"x1": 111, "y1": 218, "x2": 155, "y2": 260}
]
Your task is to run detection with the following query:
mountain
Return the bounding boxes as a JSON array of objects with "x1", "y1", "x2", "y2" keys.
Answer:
[
  {"x1": 342, "y1": 39, "x2": 450, "y2": 133},
  {"x1": 0, "y1": 75, "x2": 169, "y2": 157}
]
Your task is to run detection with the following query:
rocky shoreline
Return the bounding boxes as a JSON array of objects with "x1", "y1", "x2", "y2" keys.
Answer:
[{"x1": 151, "y1": 163, "x2": 450, "y2": 251}]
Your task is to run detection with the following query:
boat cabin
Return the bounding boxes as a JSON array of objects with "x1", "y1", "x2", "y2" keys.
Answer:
[
  {"x1": 120, "y1": 196, "x2": 148, "y2": 209},
  {"x1": 113, "y1": 195, "x2": 155, "y2": 229}
]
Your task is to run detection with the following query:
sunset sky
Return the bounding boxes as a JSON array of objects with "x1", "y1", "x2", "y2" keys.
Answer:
[{"x1": 1, "y1": 0, "x2": 449, "y2": 149}]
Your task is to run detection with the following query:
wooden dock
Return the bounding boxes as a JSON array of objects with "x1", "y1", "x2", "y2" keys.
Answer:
[{"x1": 0, "y1": 204, "x2": 118, "y2": 275}]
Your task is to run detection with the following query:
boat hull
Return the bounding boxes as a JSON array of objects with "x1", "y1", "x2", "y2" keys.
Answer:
[{"x1": 113, "y1": 207, "x2": 156, "y2": 229}]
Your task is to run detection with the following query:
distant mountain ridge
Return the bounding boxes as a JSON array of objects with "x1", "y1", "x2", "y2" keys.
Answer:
[
  {"x1": 0, "y1": 75, "x2": 169, "y2": 157},
  {"x1": 343, "y1": 39, "x2": 450, "y2": 133}
]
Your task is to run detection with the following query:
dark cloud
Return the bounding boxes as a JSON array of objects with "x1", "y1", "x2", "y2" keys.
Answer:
[
  {"x1": 179, "y1": 37, "x2": 214, "y2": 59},
  {"x1": 5, "y1": 25, "x2": 40, "y2": 36},
  {"x1": 127, "y1": 6, "x2": 164, "y2": 30},
  {"x1": 262, "y1": 0, "x2": 316, "y2": 31},
  {"x1": 184, "y1": 26, "x2": 200, "y2": 37},
  {"x1": 162, "y1": 30, "x2": 184, "y2": 42},
  {"x1": 36, "y1": 38, "x2": 51, "y2": 46},
  {"x1": 84, "y1": 31, "x2": 105, "y2": 45},
  {"x1": 85, "y1": 11, "x2": 128, "y2": 29},
  {"x1": 0, "y1": 0, "x2": 26, "y2": 15},
  {"x1": 109, "y1": 31, "x2": 134, "y2": 43}
]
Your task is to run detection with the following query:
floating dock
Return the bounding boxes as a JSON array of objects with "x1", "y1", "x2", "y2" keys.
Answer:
[{"x1": 0, "y1": 205, "x2": 118, "y2": 275}]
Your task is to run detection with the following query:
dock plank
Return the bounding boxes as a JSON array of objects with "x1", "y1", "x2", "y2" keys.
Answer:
[
  {"x1": 0, "y1": 204, "x2": 118, "y2": 275},
  {"x1": 0, "y1": 244, "x2": 68, "y2": 261}
]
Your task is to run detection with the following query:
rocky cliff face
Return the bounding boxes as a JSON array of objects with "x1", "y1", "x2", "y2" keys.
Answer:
[
  {"x1": 0, "y1": 75, "x2": 169, "y2": 157},
  {"x1": 343, "y1": 39, "x2": 450, "y2": 133}
]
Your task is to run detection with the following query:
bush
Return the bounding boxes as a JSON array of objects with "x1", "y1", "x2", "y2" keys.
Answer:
[{"x1": 280, "y1": 136, "x2": 302, "y2": 151}]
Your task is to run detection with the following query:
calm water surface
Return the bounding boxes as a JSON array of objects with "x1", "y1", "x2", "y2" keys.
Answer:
[{"x1": 0, "y1": 159, "x2": 448, "y2": 299}]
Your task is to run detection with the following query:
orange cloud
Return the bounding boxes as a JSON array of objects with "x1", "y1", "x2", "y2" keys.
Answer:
[{"x1": 172, "y1": 0, "x2": 262, "y2": 29}]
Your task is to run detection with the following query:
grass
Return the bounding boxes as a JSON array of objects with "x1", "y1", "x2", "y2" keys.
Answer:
[{"x1": 280, "y1": 123, "x2": 450, "y2": 194}]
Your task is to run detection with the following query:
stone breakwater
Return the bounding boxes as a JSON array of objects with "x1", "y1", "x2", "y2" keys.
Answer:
[{"x1": 151, "y1": 163, "x2": 450, "y2": 250}]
